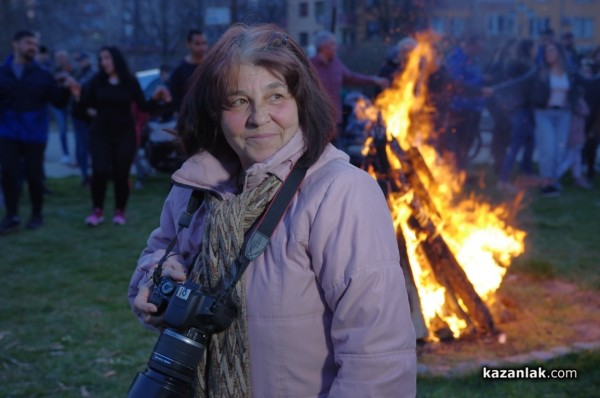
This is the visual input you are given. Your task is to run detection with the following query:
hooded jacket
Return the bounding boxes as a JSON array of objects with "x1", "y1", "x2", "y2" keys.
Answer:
[{"x1": 128, "y1": 131, "x2": 417, "y2": 397}]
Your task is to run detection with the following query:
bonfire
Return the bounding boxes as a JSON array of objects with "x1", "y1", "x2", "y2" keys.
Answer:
[{"x1": 359, "y1": 32, "x2": 527, "y2": 341}]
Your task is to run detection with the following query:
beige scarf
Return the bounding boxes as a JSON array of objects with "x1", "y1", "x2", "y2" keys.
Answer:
[{"x1": 189, "y1": 174, "x2": 282, "y2": 398}]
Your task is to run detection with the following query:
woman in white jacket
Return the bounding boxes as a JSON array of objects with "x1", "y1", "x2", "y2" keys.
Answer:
[{"x1": 129, "y1": 24, "x2": 416, "y2": 398}]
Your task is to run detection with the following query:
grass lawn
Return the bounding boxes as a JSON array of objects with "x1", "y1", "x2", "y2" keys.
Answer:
[{"x1": 1, "y1": 170, "x2": 599, "y2": 397}]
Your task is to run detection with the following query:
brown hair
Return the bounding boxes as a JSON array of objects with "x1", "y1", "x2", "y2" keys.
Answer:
[{"x1": 177, "y1": 24, "x2": 335, "y2": 167}]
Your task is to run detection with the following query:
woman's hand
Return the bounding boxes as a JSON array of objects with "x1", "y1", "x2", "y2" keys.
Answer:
[
  {"x1": 133, "y1": 258, "x2": 187, "y2": 327},
  {"x1": 65, "y1": 77, "x2": 81, "y2": 99}
]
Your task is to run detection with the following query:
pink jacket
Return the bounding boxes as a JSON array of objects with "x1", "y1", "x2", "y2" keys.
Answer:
[{"x1": 128, "y1": 131, "x2": 417, "y2": 397}]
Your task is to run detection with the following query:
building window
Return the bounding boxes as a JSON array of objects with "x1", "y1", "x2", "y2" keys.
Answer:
[
  {"x1": 366, "y1": 21, "x2": 380, "y2": 39},
  {"x1": 299, "y1": 2, "x2": 308, "y2": 17},
  {"x1": 529, "y1": 17, "x2": 551, "y2": 36},
  {"x1": 570, "y1": 17, "x2": 595, "y2": 39},
  {"x1": 299, "y1": 32, "x2": 309, "y2": 46},
  {"x1": 341, "y1": 28, "x2": 355, "y2": 45},
  {"x1": 315, "y1": 1, "x2": 325, "y2": 17},
  {"x1": 342, "y1": 0, "x2": 356, "y2": 13},
  {"x1": 315, "y1": 1, "x2": 326, "y2": 23},
  {"x1": 365, "y1": 0, "x2": 379, "y2": 10},
  {"x1": 448, "y1": 18, "x2": 465, "y2": 38},
  {"x1": 486, "y1": 14, "x2": 516, "y2": 36},
  {"x1": 430, "y1": 17, "x2": 445, "y2": 34}
]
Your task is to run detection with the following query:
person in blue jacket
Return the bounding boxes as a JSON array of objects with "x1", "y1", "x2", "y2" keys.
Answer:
[
  {"x1": 0, "y1": 30, "x2": 71, "y2": 234},
  {"x1": 442, "y1": 34, "x2": 493, "y2": 174}
]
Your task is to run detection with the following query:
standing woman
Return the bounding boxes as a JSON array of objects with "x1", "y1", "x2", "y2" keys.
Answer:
[
  {"x1": 128, "y1": 24, "x2": 416, "y2": 397},
  {"x1": 77, "y1": 46, "x2": 170, "y2": 225},
  {"x1": 531, "y1": 41, "x2": 574, "y2": 197}
]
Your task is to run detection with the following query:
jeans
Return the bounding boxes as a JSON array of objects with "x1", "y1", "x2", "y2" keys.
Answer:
[
  {"x1": 72, "y1": 116, "x2": 90, "y2": 181},
  {"x1": 50, "y1": 106, "x2": 70, "y2": 157},
  {"x1": 559, "y1": 144, "x2": 584, "y2": 179},
  {"x1": 534, "y1": 108, "x2": 571, "y2": 181},
  {"x1": 499, "y1": 109, "x2": 535, "y2": 182}
]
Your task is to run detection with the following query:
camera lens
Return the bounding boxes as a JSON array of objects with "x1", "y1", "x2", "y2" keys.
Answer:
[
  {"x1": 128, "y1": 369, "x2": 189, "y2": 398},
  {"x1": 128, "y1": 329, "x2": 208, "y2": 398},
  {"x1": 148, "y1": 329, "x2": 206, "y2": 382}
]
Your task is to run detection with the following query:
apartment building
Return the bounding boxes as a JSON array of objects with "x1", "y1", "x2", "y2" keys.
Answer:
[
  {"x1": 287, "y1": 0, "x2": 600, "y2": 52},
  {"x1": 286, "y1": 0, "x2": 358, "y2": 53},
  {"x1": 429, "y1": 0, "x2": 600, "y2": 51}
]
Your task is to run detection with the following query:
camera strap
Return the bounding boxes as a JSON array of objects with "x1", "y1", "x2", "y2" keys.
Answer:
[
  {"x1": 223, "y1": 162, "x2": 307, "y2": 295},
  {"x1": 152, "y1": 161, "x2": 307, "y2": 288},
  {"x1": 152, "y1": 189, "x2": 205, "y2": 285}
]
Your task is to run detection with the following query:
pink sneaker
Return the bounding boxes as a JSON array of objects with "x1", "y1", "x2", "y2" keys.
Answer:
[
  {"x1": 85, "y1": 208, "x2": 104, "y2": 226},
  {"x1": 112, "y1": 210, "x2": 126, "y2": 225}
]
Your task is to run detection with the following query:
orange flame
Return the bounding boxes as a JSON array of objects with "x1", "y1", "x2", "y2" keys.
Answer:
[{"x1": 360, "y1": 32, "x2": 526, "y2": 339}]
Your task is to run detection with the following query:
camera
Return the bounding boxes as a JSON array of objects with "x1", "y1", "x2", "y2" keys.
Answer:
[{"x1": 128, "y1": 277, "x2": 238, "y2": 398}]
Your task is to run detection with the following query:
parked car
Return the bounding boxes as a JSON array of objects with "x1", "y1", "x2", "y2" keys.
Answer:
[{"x1": 135, "y1": 68, "x2": 163, "y2": 99}]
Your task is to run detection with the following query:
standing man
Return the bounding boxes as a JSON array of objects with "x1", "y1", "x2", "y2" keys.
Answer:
[
  {"x1": 169, "y1": 29, "x2": 208, "y2": 112},
  {"x1": 0, "y1": 30, "x2": 70, "y2": 234},
  {"x1": 442, "y1": 34, "x2": 492, "y2": 174},
  {"x1": 310, "y1": 31, "x2": 389, "y2": 148}
]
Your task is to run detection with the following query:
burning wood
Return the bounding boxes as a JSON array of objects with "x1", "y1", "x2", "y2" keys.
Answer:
[{"x1": 357, "y1": 32, "x2": 526, "y2": 341}]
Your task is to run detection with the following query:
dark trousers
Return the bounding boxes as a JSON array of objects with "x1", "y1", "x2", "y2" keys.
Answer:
[
  {"x1": 488, "y1": 101, "x2": 511, "y2": 175},
  {"x1": 72, "y1": 116, "x2": 90, "y2": 181},
  {"x1": 89, "y1": 132, "x2": 136, "y2": 211},
  {"x1": 499, "y1": 109, "x2": 535, "y2": 181},
  {"x1": 0, "y1": 137, "x2": 45, "y2": 218},
  {"x1": 442, "y1": 109, "x2": 481, "y2": 171},
  {"x1": 582, "y1": 134, "x2": 598, "y2": 180}
]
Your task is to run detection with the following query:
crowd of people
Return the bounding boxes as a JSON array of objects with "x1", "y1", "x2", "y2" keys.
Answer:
[
  {"x1": 355, "y1": 28, "x2": 600, "y2": 197},
  {"x1": 0, "y1": 29, "x2": 196, "y2": 234},
  {"x1": 476, "y1": 28, "x2": 600, "y2": 197},
  {"x1": 2, "y1": 27, "x2": 599, "y2": 236}
]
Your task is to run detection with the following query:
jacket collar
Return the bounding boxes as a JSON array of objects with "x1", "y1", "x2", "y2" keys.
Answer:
[{"x1": 172, "y1": 129, "x2": 306, "y2": 198}]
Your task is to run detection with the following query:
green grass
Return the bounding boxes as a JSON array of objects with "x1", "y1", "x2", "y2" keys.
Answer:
[
  {"x1": 1, "y1": 175, "x2": 171, "y2": 397},
  {"x1": 1, "y1": 171, "x2": 599, "y2": 397}
]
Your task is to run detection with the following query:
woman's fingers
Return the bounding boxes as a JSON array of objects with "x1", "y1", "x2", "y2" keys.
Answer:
[
  {"x1": 160, "y1": 259, "x2": 187, "y2": 282},
  {"x1": 133, "y1": 284, "x2": 158, "y2": 314}
]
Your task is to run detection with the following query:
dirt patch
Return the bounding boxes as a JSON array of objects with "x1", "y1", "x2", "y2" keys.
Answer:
[{"x1": 417, "y1": 272, "x2": 600, "y2": 375}]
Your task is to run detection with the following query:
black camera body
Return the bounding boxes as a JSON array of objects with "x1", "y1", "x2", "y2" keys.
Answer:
[{"x1": 128, "y1": 277, "x2": 238, "y2": 398}]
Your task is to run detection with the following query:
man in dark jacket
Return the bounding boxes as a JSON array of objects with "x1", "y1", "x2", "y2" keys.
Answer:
[
  {"x1": 169, "y1": 29, "x2": 208, "y2": 112},
  {"x1": 0, "y1": 30, "x2": 69, "y2": 234}
]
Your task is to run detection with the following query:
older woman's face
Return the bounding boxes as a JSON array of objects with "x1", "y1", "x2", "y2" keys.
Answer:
[{"x1": 221, "y1": 64, "x2": 299, "y2": 169}]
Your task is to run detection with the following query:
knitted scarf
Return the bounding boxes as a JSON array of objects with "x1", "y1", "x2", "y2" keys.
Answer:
[{"x1": 189, "y1": 174, "x2": 282, "y2": 398}]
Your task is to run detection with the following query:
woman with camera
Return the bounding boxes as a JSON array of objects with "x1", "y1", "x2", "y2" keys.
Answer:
[{"x1": 128, "y1": 24, "x2": 416, "y2": 398}]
